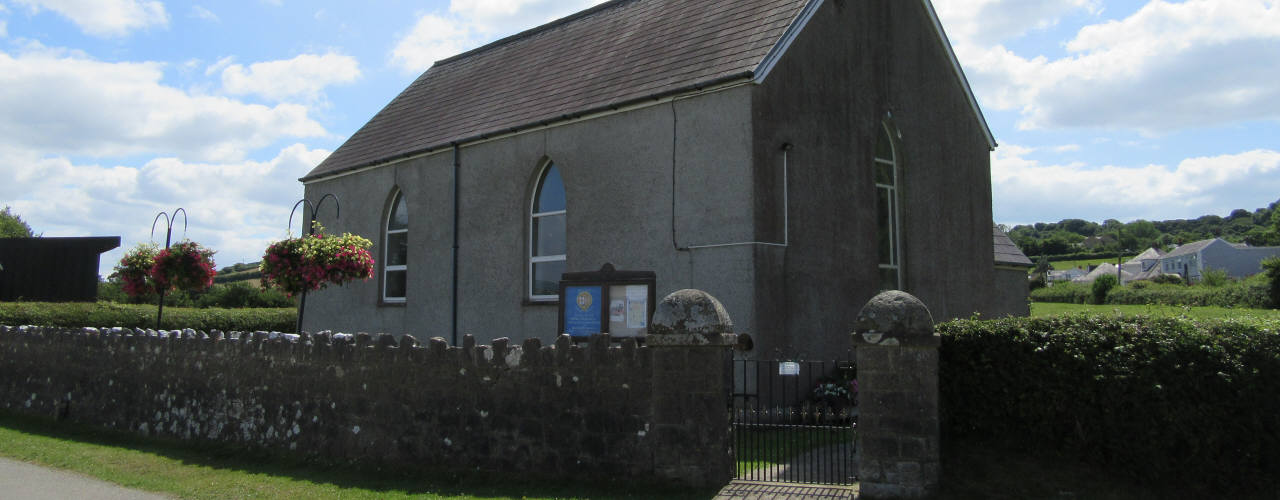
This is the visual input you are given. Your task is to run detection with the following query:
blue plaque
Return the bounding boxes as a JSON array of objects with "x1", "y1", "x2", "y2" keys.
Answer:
[{"x1": 564, "y1": 285, "x2": 603, "y2": 337}]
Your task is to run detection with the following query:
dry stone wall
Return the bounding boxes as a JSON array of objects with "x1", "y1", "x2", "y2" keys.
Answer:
[{"x1": 0, "y1": 325, "x2": 679, "y2": 480}]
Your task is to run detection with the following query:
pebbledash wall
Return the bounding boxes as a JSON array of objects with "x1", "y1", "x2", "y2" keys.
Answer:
[{"x1": 0, "y1": 324, "x2": 733, "y2": 486}]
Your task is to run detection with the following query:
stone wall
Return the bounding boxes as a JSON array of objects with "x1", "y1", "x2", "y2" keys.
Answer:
[{"x1": 0, "y1": 325, "x2": 727, "y2": 484}]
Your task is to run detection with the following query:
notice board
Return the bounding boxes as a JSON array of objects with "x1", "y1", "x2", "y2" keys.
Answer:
[{"x1": 558, "y1": 263, "x2": 657, "y2": 341}]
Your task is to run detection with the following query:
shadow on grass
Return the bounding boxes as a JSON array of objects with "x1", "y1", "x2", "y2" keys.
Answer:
[{"x1": 0, "y1": 412, "x2": 718, "y2": 500}]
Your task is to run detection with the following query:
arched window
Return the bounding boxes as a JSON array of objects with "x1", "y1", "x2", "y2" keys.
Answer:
[
  {"x1": 529, "y1": 163, "x2": 566, "y2": 300},
  {"x1": 875, "y1": 123, "x2": 902, "y2": 291},
  {"x1": 383, "y1": 189, "x2": 408, "y2": 302}
]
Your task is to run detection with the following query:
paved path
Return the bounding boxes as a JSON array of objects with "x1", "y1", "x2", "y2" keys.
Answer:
[
  {"x1": 716, "y1": 443, "x2": 859, "y2": 499},
  {"x1": 714, "y1": 481, "x2": 857, "y2": 500},
  {"x1": 0, "y1": 457, "x2": 171, "y2": 500}
]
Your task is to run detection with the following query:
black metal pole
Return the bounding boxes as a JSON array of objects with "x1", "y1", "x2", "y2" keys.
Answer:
[
  {"x1": 150, "y1": 209, "x2": 186, "y2": 331},
  {"x1": 156, "y1": 224, "x2": 170, "y2": 330},
  {"x1": 289, "y1": 195, "x2": 338, "y2": 334}
]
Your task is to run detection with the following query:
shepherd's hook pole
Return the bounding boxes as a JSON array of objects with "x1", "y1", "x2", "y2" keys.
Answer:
[{"x1": 149, "y1": 208, "x2": 187, "y2": 330}]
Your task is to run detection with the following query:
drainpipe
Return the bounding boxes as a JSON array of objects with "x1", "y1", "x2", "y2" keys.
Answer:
[
  {"x1": 452, "y1": 143, "x2": 461, "y2": 346},
  {"x1": 675, "y1": 143, "x2": 792, "y2": 251}
]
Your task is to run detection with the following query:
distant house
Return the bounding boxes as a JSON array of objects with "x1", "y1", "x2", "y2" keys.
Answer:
[
  {"x1": 992, "y1": 225, "x2": 1032, "y2": 316},
  {"x1": 1073, "y1": 262, "x2": 1136, "y2": 284},
  {"x1": 1048, "y1": 267, "x2": 1087, "y2": 282},
  {"x1": 1158, "y1": 238, "x2": 1280, "y2": 282},
  {"x1": 1120, "y1": 247, "x2": 1165, "y2": 284},
  {"x1": 1080, "y1": 234, "x2": 1117, "y2": 251}
]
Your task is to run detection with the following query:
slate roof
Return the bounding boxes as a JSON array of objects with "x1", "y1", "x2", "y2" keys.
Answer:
[
  {"x1": 1162, "y1": 238, "x2": 1221, "y2": 258},
  {"x1": 303, "y1": 0, "x2": 811, "y2": 181},
  {"x1": 1125, "y1": 247, "x2": 1164, "y2": 264},
  {"x1": 993, "y1": 225, "x2": 1033, "y2": 267}
]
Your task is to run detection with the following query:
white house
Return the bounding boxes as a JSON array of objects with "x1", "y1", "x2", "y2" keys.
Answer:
[{"x1": 1158, "y1": 238, "x2": 1280, "y2": 282}]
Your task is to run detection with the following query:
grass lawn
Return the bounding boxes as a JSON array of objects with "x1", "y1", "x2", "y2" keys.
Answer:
[
  {"x1": 0, "y1": 413, "x2": 712, "y2": 500},
  {"x1": 1031, "y1": 302, "x2": 1280, "y2": 321},
  {"x1": 1047, "y1": 255, "x2": 1135, "y2": 272},
  {"x1": 0, "y1": 411, "x2": 1195, "y2": 499}
]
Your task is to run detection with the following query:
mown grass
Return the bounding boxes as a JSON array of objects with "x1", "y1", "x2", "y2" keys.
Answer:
[
  {"x1": 734, "y1": 426, "x2": 854, "y2": 476},
  {"x1": 0, "y1": 411, "x2": 1196, "y2": 499},
  {"x1": 1031, "y1": 301, "x2": 1280, "y2": 321},
  {"x1": 0, "y1": 413, "x2": 711, "y2": 500},
  {"x1": 1047, "y1": 255, "x2": 1135, "y2": 272}
]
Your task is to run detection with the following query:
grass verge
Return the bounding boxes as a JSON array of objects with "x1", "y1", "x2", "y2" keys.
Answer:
[
  {"x1": 1030, "y1": 301, "x2": 1280, "y2": 321},
  {"x1": 0, "y1": 413, "x2": 713, "y2": 500}
]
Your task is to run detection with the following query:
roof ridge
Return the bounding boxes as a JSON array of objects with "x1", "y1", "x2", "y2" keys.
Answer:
[{"x1": 434, "y1": 0, "x2": 639, "y2": 67}]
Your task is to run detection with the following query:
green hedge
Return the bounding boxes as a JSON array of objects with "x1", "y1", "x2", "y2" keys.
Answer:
[
  {"x1": 1033, "y1": 274, "x2": 1273, "y2": 308},
  {"x1": 939, "y1": 315, "x2": 1280, "y2": 493},
  {"x1": 1029, "y1": 281, "x2": 1091, "y2": 304},
  {"x1": 0, "y1": 302, "x2": 295, "y2": 332}
]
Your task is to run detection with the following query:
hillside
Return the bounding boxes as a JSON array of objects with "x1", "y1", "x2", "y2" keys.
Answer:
[{"x1": 1006, "y1": 198, "x2": 1280, "y2": 258}]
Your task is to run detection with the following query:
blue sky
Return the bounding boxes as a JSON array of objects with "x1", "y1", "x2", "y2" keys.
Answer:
[{"x1": 1, "y1": 0, "x2": 1277, "y2": 277}]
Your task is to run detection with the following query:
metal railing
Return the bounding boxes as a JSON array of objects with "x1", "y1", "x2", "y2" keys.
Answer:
[{"x1": 731, "y1": 357, "x2": 858, "y2": 485}]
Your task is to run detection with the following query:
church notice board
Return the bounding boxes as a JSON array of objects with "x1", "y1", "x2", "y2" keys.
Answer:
[{"x1": 558, "y1": 263, "x2": 657, "y2": 341}]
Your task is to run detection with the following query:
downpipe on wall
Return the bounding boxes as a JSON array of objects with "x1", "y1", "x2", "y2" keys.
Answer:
[
  {"x1": 671, "y1": 136, "x2": 791, "y2": 252},
  {"x1": 452, "y1": 143, "x2": 461, "y2": 347}
]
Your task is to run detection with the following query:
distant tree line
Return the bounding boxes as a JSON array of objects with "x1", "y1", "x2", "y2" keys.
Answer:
[
  {"x1": 0, "y1": 206, "x2": 35, "y2": 238},
  {"x1": 1005, "y1": 198, "x2": 1280, "y2": 257}
]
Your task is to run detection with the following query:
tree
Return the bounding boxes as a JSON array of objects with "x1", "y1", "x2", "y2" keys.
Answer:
[
  {"x1": 1263, "y1": 257, "x2": 1280, "y2": 309},
  {"x1": 0, "y1": 206, "x2": 35, "y2": 238},
  {"x1": 1091, "y1": 274, "x2": 1118, "y2": 305}
]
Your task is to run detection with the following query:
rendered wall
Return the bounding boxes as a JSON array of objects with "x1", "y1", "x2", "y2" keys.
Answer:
[
  {"x1": 303, "y1": 87, "x2": 760, "y2": 345},
  {"x1": 749, "y1": 0, "x2": 996, "y2": 359}
]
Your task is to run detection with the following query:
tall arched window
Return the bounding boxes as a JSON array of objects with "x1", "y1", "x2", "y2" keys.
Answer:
[
  {"x1": 529, "y1": 163, "x2": 566, "y2": 300},
  {"x1": 383, "y1": 189, "x2": 408, "y2": 302},
  {"x1": 875, "y1": 123, "x2": 902, "y2": 291}
]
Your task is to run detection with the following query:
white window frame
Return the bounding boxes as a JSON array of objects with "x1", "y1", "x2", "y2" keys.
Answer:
[
  {"x1": 529, "y1": 163, "x2": 566, "y2": 302},
  {"x1": 875, "y1": 122, "x2": 903, "y2": 291},
  {"x1": 383, "y1": 190, "x2": 407, "y2": 303}
]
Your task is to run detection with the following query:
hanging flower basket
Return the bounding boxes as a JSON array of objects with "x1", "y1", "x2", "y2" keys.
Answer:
[
  {"x1": 260, "y1": 225, "x2": 374, "y2": 297},
  {"x1": 110, "y1": 242, "x2": 162, "y2": 298},
  {"x1": 150, "y1": 240, "x2": 217, "y2": 293},
  {"x1": 309, "y1": 232, "x2": 375, "y2": 287},
  {"x1": 260, "y1": 237, "x2": 316, "y2": 296}
]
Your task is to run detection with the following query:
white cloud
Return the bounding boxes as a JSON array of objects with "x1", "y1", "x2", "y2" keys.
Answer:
[
  {"x1": 992, "y1": 145, "x2": 1280, "y2": 222},
  {"x1": 190, "y1": 5, "x2": 218, "y2": 22},
  {"x1": 940, "y1": 0, "x2": 1280, "y2": 133},
  {"x1": 0, "y1": 47, "x2": 327, "y2": 162},
  {"x1": 219, "y1": 53, "x2": 362, "y2": 102},
  {"x1": 934, "y1": 0, "x2": 1099, "y2": 46},
  {"x1": 0, "y1": 144, "x2": 331, "y2": 277},
  {"x1": 0, "y1": 19, "x2": 7, "y2": 38},
  {"x1": 389, "y1": 0, "x2": 607, "y2": 74},
  {"x1": 390, "y1": 14, "x2": 480, "y2": 74},
  {"x1": 13, "y1": 0, "x2": 168, "y2": 37}
]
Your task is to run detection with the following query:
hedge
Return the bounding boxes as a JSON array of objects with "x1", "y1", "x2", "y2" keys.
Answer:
[
  {"x1": 1033, "y1": 274, "x2": 1273, "y2": 308},
  {"x1": 939, "y1": 315, "x2": 1280, "y2": 494},
  {"x1": 0, "y1": 302, "x2": 295, "y2": 332}
]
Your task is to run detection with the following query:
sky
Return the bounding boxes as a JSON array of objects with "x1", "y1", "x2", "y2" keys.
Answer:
[{"x1": 0, "y1": 0, "x2": 1277, "y2": 277}]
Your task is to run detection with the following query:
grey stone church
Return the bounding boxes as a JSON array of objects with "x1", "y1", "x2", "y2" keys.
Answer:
[{"x1": 299, "y1": 0, "x2": 1019, "y2": 358}]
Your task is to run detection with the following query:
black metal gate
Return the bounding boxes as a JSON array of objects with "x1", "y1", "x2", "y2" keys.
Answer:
[{"x1": 731, "y1": 357, "x2": 858, "y2": 485}]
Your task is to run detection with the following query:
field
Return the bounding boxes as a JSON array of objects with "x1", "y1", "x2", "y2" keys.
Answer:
[
  {"x1": 1047, "y1": 254, "x2": 1136, "y2": 272},
  {"x1": 1030, "y1": 302, "x2": 1280, "y2": 321}
]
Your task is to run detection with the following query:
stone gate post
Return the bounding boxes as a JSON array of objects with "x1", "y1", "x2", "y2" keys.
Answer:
[
  {"x1": 851, "y1": 291, "x2": 940, "y2": 499},
  {"x1": 647, "y1": 289, "x2": 736, "y2": 487}
]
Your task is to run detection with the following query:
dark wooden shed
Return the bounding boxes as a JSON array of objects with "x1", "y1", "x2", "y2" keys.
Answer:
[{"x1": 0, "y1": 237, "x2": 121, "y2": 302}]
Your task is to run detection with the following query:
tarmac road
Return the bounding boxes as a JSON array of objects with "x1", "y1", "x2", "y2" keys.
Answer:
[{"x1": 0, "y1": 457, "x2": 171, "y2": 499}]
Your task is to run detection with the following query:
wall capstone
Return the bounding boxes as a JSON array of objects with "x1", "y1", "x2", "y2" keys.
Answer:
[
  {"x1": 853, "y1": 290, "x2": 936, "y2": 346},
  {"x1": 649, "y1": 289, "x2": 735, "y2": 346}
]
